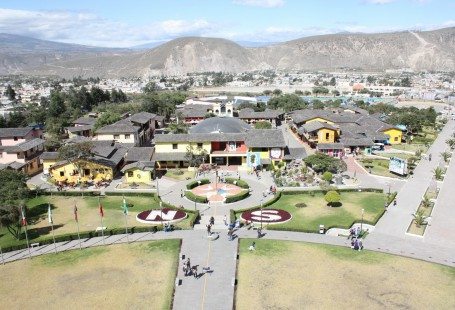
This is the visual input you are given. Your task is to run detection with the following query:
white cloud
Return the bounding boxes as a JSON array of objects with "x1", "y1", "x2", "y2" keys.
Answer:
[
  {"x1": 0, "y1": 8, "x2": 217, "y2": 47},
  {"x1": 232, "y1": 0, "x2": 285, "y2": 8}
]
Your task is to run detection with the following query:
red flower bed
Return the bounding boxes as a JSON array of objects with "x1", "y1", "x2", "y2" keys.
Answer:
[
  {"x1": 136, "y1": 208, "x2": 187, "y2": 224},
  {"x1": 240, "y1": 209, "x2": 292, "y2": 224}
]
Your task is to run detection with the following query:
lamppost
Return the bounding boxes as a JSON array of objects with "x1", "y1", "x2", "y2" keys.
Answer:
[
  {"x1": 160, "y1": 201, "x2": 163, "y2": 229},
  {"x1": 360, "y1": 208, "x2": 364, "y2": 232},
  {"x1": 386, "y1": 182, "x2": 391, "y2": 195},
  {"x1": 156, "y1": 177, "x2": 160, "y2": 198},
  {"x1": 260, "y1": 198, "x2": 264, "y2": 231}
]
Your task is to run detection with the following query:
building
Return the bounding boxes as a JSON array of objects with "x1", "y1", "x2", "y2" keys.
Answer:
[
  {"x1": 177, "y1": 100, "x2": 234, "y2": 125},
  {"x1": 121, "y1": 147, "x2": 155, "y2": 185},
  {"x1": 153, "y1": 117, "x2": 286, "y2": 170},
  {"x1": 42, "y1": 141, "x2": 127, "y2": 183},
  {"x1": 65, "y1": 116, "x2": 97, "y2": 138},
  {"x1": 95, "y1": 112, "x2": 157, "y2": 146},
  {"x1": 0, "y1": 127, "x2": 44, "y2": 175},
  {"x1": 238, "y1": 108, "x2": 285, "y2": 127}
]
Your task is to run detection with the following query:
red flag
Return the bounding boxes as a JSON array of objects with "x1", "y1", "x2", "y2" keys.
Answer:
[
  {"x1": 20, "y1": 206, "x2": 27, "y2": 226},
  {"x1": 74, "y1": 205, "x2": 78, "y2": 222},
  {"x1": 99, "y1": 203, "x2": 104, "y2": 218}
]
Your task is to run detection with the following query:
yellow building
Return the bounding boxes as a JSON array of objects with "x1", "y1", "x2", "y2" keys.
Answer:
[
  {"x1": 382, "y1": 128, "x2": 403, "y2": 145},
  {"x1": 49, "y1": 159, "x2": 114, "y2": 183},
  {"x1": 121, "y1": 162, "x2": 154, "y2": 185},
  {"x1": 297, "y1": 121, "x2": 338, "y2": 147}
]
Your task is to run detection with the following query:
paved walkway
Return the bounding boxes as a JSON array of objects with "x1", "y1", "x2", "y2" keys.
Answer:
[{"x1": 372, "y1": 120, "x2": 455, "y2": 239}]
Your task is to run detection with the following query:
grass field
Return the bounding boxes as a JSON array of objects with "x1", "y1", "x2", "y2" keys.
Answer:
[
  {"x1": 164, "y1": 169, "x2": 195, "y2": 181},
  {"x1": 236, "y1": 239, "x2": 455, "y2": 309},
  {"x1": 359, "y1": 158, "x2": 404, "y2": 178},
  {"x1": 0, "y1": 195, "x2": 192, "y2": 248},
  {"x1": 248, "y1": 191, "x2": 386, "y2": 232},
  {"x1": 0, "y1": 240, "x2": 180, "y2": 310},
  {"x1": 377, "y1": 152, "x2": 416, "y2": 160}
]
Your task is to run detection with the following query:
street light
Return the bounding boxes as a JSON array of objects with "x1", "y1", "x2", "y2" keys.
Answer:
[
  {"x1": 156, "y1": 177, "x2": 160, "y2": 198},
  {"x1": 360, "y1": 208, "x2": 364, "y2": 232},
  {"x1": 160, "y1": 201, "x2": 163, "y2": 229},
  {"x1": 260, "y1": 199, "x2": 264, "y2": 231}
]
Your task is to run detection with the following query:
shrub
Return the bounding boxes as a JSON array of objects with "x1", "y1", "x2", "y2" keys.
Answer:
[
  {"x1": 184, "y1": 191, "x2": 208, "y2": 203},
  {"x1": 295, "y1": 202, "x2": 307, "y2": 208},
  {"x1": 324, "y1": 190, "x2": 341, "y2": 207},
  {"x1": 225, "y1": 190, "x2": 250, "y2": 203},
  {"x1": 225, "y1": 177, "x2": 249, "y2": 189},
  {"x1": 322, "y1": 171, "x2": 333, "y2": 182},
  {"x1": 186, "y1": 179, "x2": 210, "y2": 190}
]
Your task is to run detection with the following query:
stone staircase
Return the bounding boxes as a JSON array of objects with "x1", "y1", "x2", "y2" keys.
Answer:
[{"x1": 194, "y1": 215, "x2": 229, "y2": 230}]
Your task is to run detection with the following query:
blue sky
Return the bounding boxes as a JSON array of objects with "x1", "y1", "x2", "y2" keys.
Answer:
[{"x1": 0, "y1": 0, "x2": 453, "y2": 47}]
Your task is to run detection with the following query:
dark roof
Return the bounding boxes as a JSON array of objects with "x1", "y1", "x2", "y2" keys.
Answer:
[
  {"x1": 245, "y1": 129, "x2": 286, "y2": 148},
  {"x1": 177, "y1": 104, "x2": 210, "y2": 118},
  {"x1": 65, "y1": 136, "x2": 92, "y2": 144},
  {"x1": 340, "y1": 137, "x2": 374, "y2": 147},
  {"x1": 2, "y1": 138, "x2": 44, "y2": 152},
  {"x1": 317, "y1": 143, "x2": 345, "y2": 150},
  {"x1": 189, "y1": 117, "x2": 251, "y2": 134},
  {"x1": 301, "y1": 121, "x2": 337, "y2": 133},
  {"x1": 7, "y1": 161, "x2": 26, "y2": 170},
  {"x1": 126, "y1": 112, "x2": 156, "y2": 124},
  {"x1": 238, "y1": 108, "x2": 284, "y2": 119},
  {"x1": 125, "y1": 147, "x2": 154, "y2": 162},
  {"x1": 152, "y1": 152, "x2": 188, "y2": 162},
  {"x1": 283, "y1": 147, "x2": 307, "y2": 160},
  {"x1": 72, "y1": 117, "x2": 97, "y2": 126},
  {"x1": 121, "y1": 161, "x2": 155, "y2": 172},
  {"x1": 40, "y1": 152, "x2": 59, "y2": 160},
  {"x1": 66, "y1": 125, "x2": 93, "y2": 133},
  {"x1": 95, "y1": 123, "x2": 139, "y2": 134},
  {"x1": 154, "y1": 129, "x2": 286, "y2": 148},
  {"x1": 0, "y1": 127, "x2": 34, "y2": 138}
]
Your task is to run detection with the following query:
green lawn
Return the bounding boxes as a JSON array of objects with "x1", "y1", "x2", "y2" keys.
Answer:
[
  {"x1": 0, "y1": 195, "x2": 193, "y2": 249},
  {"x1": 392, "y1": 143, "x2": 427, "y2": 153},
  {"x1": 239, "y1": 191, "x2": 386, "y2": 232},
  {"x1": 377, "y1": 152, "x2": 415, "y2": 160},
  {"x1": 358, "y1": 158, "x2": 404, "y2": 178},
  {"x1": 164, "y1": 169, "x2": 195, "y2": 181}
]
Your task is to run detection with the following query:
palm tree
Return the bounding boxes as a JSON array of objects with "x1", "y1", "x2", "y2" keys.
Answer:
[
  {"x1": 421, "y1": 195, "x2": 432, "y2": 208},
  {"x1": 413, "y1": 210, "x2": 427, "y2": 228},
  {"x1": 433, "y1": 167, "x2": 444, "y2": 181},
  {"x1": 446, "y1": 138, "x2": 455, "y2": 150},
  {"x1": 440, "y1": 151, "x2": 451, "y2": 164}
]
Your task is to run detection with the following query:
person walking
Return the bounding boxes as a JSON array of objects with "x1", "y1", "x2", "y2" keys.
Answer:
[
  {"x1": 429, "y1": 153, "x2": 432, "y2": 161},
  {"x1": 210, "y1": 216, "x2": 215, "y2": 226},
  {"x1": 393, "y1": 199, "x2": 397, "y2": 207},
  {"x1": 206, "y1": 224, "x2": 212, "y2": 236},
  {"x1": 192, "y1": 265, "x2": 198, "y2": 278}
]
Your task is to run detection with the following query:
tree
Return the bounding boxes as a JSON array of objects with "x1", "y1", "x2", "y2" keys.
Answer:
[
  {"x1": 58, "y1": 142, "x2": 94, "y2": 182},
  {"x1": 304, "y1": 153, "x2": 346, "y2": 174},
  {"x1": 0, "y1": 205, "x2": 22, "y2": 239},
  {"x1": 48, "y1": 90, "x2": 66, "y2": 118},
  {"x1": 329, "y1": 77, "x2": 336, "y2": 86},
  {"x1": 254, "y1": 121, "x2": 272, "y2": 129},
  {"x1": 7, "y1": 112, "x2": 27, "y2": 127},
  {"x1": 421, "y1": 195, "x2": 432, "y2": 209},
  {"x1": 204, "y1": 112, "x2": 216, "y2": 119},
  {"x1": 331, "y1": 90, "x2": 340, "y2": 96},
  {"x1": 413, "y1": 210, "x2": 427, "y2": 228},
  {"x1": 94, "y1": 111, "x2": 122, "y2": 131},
  {"x1": 185, "y1": 146, "x2": 208, "y2": 167},
  {"x1": 312, "y1": 99, "x2": 324, "y2": 109},
  {"x1": 440, "y1": 151, "x2": 451, "y2": 163},
  {"x1": 142, "y1": 81, "x2": 161, "y2": 93},
  {"x1": 324, "y1": 190, "x2": 341, "y2": 207},
  {"x1": 4, "y1": 84, "x2": 16, "y2": 101},
  {"x1": 272, "y1": 89, "x2": 282, "y2": 96},
  {"x1": 322, "y1": 171, "x2": 333, "y2": 183},
  {"x1": 312, "y1": 86, "x2": 329, "y2": 95},
  {"x1": 168, "y1": 121, "x2": 189, "y2": 134},
  {"x1": 267, "y1": 94, "x2": 307, "y2": 112}
]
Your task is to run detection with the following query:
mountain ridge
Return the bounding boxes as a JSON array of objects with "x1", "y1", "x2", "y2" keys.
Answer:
[{"x1": 1, "y1": 27, "x2": 454, "y2": 77}]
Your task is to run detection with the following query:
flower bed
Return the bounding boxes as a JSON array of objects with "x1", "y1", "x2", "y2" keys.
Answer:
[{"x1": 240, "y1": 209, "x2": 292, "y2": 224}]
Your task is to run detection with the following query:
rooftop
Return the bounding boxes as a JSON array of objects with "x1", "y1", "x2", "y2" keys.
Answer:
[{"x1": 189, "y1": 117, "x2": 251, "y2": 134}]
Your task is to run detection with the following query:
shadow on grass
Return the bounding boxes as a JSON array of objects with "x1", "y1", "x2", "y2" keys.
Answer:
[{"x1": 22, "y1": 224, "x2": 64, "y2": 240}]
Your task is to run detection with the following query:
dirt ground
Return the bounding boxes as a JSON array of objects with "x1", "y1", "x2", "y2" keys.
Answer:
[
  {"x1": 0, "y1": 240, "x2": 180, "y2": 310},
  {"x1": 236, "y1": 239, "x2": 455, "y2": 309}
]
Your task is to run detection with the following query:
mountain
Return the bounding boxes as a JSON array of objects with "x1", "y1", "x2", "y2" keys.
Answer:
[
  {"x1": 130, "y1": 41, "x2": 169, "y2": 50},
  {"x1": 235, "y1": 41, "x2": 277, "y2": 47},
  {"x1": 2, "y1": 27, "x2": 455, "y2": 77},
  {"x1": 0, "y1": 33, "x2": 130, "y2": 75}
]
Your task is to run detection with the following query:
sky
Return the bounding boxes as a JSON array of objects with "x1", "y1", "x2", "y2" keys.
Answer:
[{"x1": 0, "y1": 0, "x2": 453, "y2": 47}]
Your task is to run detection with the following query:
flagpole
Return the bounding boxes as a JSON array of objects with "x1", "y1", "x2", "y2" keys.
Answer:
[
  {"x1": 74, "y1": 200, "x2": 82, "y2": 250},
  {"x1": 49, "y1": 203, "x2": 57, "y2": 253},
  {"x1": 99, "y1": 197, "x2": 105, "y2": 245},
  {"x1": 21, "y1": 206, "x2": 32, "y2": 259},
  {"x1": 123, "y1": 195, "x2": 129, "y2": 243}
]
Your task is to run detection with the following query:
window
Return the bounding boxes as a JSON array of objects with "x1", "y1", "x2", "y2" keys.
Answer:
[
  {"x1": 84, "y1": 169, "x2": 90, "y2": 176},
  {"x1": 125, "y1": 134, "x2": 130, "y2": 139},
  {"x1": 114, "y1": 134, "x2": 120, "y2": 139},
  {"x1": 229, "y1": 142, "x2": 236, "y2": 151},
  {"x1": 60, "y1": 171, "x2": 65, "y2": 177},
  {"x1": 197, "y1": 143, "x2": 203, "y2": 149},
  {"x1": 172, "y1": 144, "x2": 178, "y2": 150},
  {"x1": 325, "y1": 132, "x2": 330, "y2": 140},
  {"x1": 394, "y1": 137, "x2": 398, "y2": 141},
  {"x1": 14, "y1": 137, "x2": 18, "y2": 141},
  {"x1": 128, "y1": 171, "x2": 133, "y2": 177}
]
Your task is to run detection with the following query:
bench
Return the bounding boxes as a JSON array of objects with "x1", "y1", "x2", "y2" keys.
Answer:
[{"x1": 31, "y1": 243, "x2": 40, "y2": 248}]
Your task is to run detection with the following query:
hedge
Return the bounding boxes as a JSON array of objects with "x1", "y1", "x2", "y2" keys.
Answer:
[
  {"x1": 184, "y1": 190, "x2": 208, "y2": 203},
  {"x1": 281, "y1": 188, "x2": 384, "y2": 195},
  {"x1": 31, "y1": 191, "x2": 157, "y2": 198},
  {"x1": 230, "y1": 192, "x2": 282, "y2": 222},
  {"x1": 186, "y1": 179, "x2": 210, "y2": 190},
  {"x1": 225, "y1": 177, "x2": 250, "y2": 189},
  {"x1": 225, "y1": 190, "x2": 250, "y2": 203}
]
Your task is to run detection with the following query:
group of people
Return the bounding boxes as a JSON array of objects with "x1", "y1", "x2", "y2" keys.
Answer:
[
  {"x1": 348, "y1": 227, "x2": 363, "y2": 251},
  {"x1": 182, "y1": 258, "x2": 199, "y2": 278}
]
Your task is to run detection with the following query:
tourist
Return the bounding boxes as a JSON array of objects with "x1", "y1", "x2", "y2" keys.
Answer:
[
  {"x1": 257, "y1": 228, "x2": 262, "y2": 239},
  {"x1": 249, "y1": 242, "x2": 256, "y2": 251},
  {"x1": 206, "y1": 224, "x2": 212, "y2": 236},
  {"x1": 429, "y1": 153, "x2": 432, "y2": 161},
  {"x1": 384, "y1": 202, "x2": 388, "y2": 211},
  {"x1": 223, "y1": 215, "x2": 227, "y2": 226},
  {"x1": 210, "y1": 216, "x2": 215, "y2": 225},
  {"x1": 393, "y1": 199, "x2": 397, "y2": 207},
  {"x1": 192, "y1": 265, "x2": 198, "y2": 278},
  {"x1": 228, "y1": 229, "x2": 233, "y2": 241}
]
